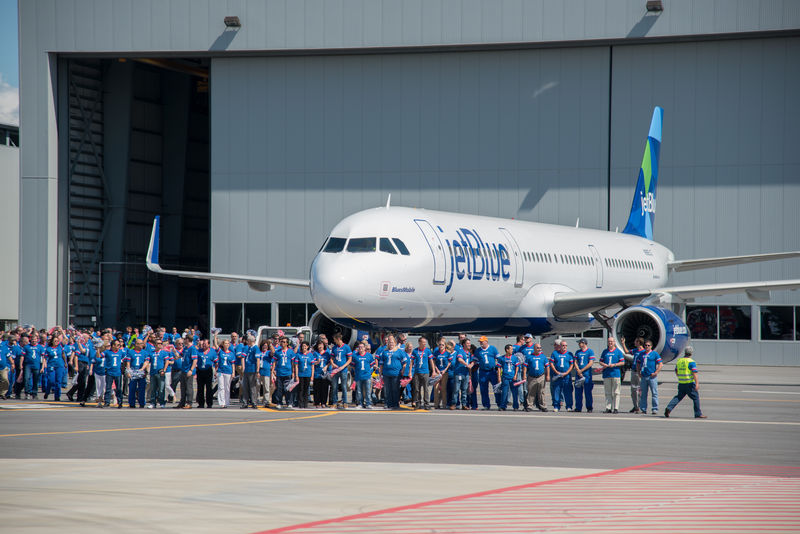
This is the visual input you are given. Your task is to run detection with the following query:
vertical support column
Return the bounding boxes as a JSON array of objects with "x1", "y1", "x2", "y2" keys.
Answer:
[
  {"x1": 57, "y1": 57, "x2": 71, "y2": 325},
  {"x1": 159, "y1": 71, "x2": 191, "y2": 327},
  {"x1": 19, "y1": 53, "x2": 60, "y2": 327},
  {"x1": 101, "y1": 61, "x2": 134, "y2": 327}
]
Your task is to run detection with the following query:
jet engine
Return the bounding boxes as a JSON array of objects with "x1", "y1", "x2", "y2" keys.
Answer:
[
  {"x1": 309, "y1": 311, "x2": 365, "y2": 347},
  {"x1": 613, "y1": 305, "x2": 689, "y2": 363}
]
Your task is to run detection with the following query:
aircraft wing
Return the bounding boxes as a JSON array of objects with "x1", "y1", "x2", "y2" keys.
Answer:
[
  {"x1": 552, "y1": 279, "x2": 800, "y2": 318},
  {"x1": 145, "y1": 216, "x2": 311, "y2": 291},
  {"x1": 668, "y1": 251, "x2": 800, "y2": 272}
]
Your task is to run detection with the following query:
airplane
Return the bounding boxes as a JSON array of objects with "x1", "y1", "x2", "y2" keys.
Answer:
[{"x1": 146, "y1": 107, "x2": 800, "y2": 362}]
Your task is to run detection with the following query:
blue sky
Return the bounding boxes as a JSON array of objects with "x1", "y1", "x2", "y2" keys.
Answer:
[{"x1": 0, "y1": 0, "x2": 19, "y2": 125}]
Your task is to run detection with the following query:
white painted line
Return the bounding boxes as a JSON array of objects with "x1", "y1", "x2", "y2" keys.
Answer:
[{"x1": 742, "y1": 390, "x2": 800, "y2": 395}]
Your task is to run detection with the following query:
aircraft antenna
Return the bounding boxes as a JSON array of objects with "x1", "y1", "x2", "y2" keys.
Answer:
[
  {"x1": 386, "y1": 194, "x2": 391, "y2": 209},
  {"x1": 575, "y1": 218, "x2": 580, "y2": 228}
]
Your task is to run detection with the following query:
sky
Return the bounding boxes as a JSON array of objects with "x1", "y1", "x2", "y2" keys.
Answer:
[{"x1": 0, "y1": 0, "x2": 19, "y2": 126}]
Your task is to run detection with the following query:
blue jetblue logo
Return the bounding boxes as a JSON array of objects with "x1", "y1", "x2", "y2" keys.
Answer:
[{"x1": 442, "y1": 227, "x2": 511, "y2": 294}]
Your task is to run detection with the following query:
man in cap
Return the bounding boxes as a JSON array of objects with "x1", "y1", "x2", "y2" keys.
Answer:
[
  {"x1": 521, "y1": 339, "x2": 549, "y2": 412},
  {"x1": 664, "y1": 346, "x2": 707, "y2": 419},
  {"x1": 598, "y1": 336, "x2": 625, "y2": 413},
  {"x1": 473, "y1": 335, "x2": 500, "y2": 410}
]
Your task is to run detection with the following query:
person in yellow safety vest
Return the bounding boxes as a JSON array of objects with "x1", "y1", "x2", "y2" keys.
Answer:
[{"x1": 664, "y1": 346, "x2": 707, "y2": 419}]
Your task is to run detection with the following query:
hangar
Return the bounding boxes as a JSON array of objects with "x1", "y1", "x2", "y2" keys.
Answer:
[{"x1": 18, "y1": 0, "x2": 800, "y2": 363}]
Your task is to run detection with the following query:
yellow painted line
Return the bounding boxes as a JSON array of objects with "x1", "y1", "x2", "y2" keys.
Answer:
[
  {"x1": 0, "y1": 407, "x2": 79, "y2": 412},
  {"x1": 0, "y1": 411, "x2": 338, "y2": 438}
]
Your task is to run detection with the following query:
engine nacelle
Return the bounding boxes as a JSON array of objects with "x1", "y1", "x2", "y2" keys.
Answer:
[
  {"x1": 614, "y1": 305, "x2": 689, "y2": 363},
  {"x1": 309, "y1": 311, "x2": 369, "y2": 348}
]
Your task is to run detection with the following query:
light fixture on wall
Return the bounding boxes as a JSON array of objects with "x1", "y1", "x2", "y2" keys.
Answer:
[
  {"x1": 646, "y1": 1, "x2": 664, "y2": 12},
  {"x1": 224, "y1": 16, "x2": 241, "y2": 28}
]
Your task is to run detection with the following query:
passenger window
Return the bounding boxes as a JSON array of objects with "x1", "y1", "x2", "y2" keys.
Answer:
[
  {"x1": 346, "y1": 237, "x2": 376, "y2": 253},
  {"x1": 323, "y1": 237, "x2": 346, "y2": 253},
  {"x1": 392, "y1": 238, "x2": 411, "y2": 256},
  {"x1": 379, "y1": 238, "x2": 397, "y2": 254}
]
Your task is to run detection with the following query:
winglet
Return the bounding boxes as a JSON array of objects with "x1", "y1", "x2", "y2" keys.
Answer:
[
  {"x1": 623, "y1": 106, "x2": 662, "y2": 240},
  {"x1": 146, "y1": 216, "x2": 163, "y2": 272}
]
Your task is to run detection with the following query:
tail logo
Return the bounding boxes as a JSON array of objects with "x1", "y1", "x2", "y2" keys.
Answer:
[{"x1": 640, "y1": 191, "x2": 656, "y2": 216}]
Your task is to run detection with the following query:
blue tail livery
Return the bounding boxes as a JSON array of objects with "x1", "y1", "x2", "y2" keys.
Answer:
[{"x1": 623, "y1": 106, "x2": 662, "y2": 241}]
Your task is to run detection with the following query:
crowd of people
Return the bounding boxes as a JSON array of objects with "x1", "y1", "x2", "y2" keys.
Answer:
[{"x1": 0, "y1": 324, "x2": 705, "y2": 417}]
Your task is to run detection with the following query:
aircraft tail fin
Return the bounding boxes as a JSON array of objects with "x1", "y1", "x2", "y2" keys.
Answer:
[{"x1": 622, "y1": 106, "x2": 662, "y2": 240}]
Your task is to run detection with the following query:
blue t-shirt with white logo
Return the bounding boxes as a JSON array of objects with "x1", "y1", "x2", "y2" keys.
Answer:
[
  {"x1": 574, "y1": 349, "x2": 595, "y2": 373},
  {"x1": 452, "y1": 350, "x2": 470, "y2": 376},
  {"x1": 352, "y1": 352, "x2": 375, "y2": 381},
  {"x1": 637, "y1": 350, "x2": 662, "y2": 378},
  {"x1": 549, "y1": 351, "x2": 574, "y2": 375},
  {"x1": 293, "y1": 351, "x2": 317, "y2": 378},
  {"x1": 22, "y1": 345, "x2": 42, "y2": 369},
  {"x1": 432, "y1": 349, "x2": 452, "y2": 376},
  {"x1": 148, "y1": 349, "x2": 170, "y2": 375},
  {"x1": 194, "y1": 348, "x2": 217, "y2": 371},
  {"x1": 103, "y1": 350, "x2": 124, "y2": 377},
  {"x1": 215, "y1": 350, "x2": 237, "y2": 375},
  {"x1": 312, "y1": 350, "x2": 331, "y2": 378},
  {"x1": 330, "y1": 344, "x2": 352, "y2": 368},
  {"x1": 600, "y1": 348, "x2": 624, "y2": 378},
  {"x1": 380, "y1": 349, "x2": 407, "y2": 377},
  {"x1": 124, "y1": 350, "x2": 148, "y2": 370},
  {"x1": 474, "y1": 345, "x2": 500, "y2": 371},
  {"x1": 498, "y1": 355, "x2": 519, "y2": 380},
  {"x1": 45, "y1": 347, "x2": 65, "y2": 369},
  {"x1": 524, "y1": 353, "x2": 549, "y2": 377},
  {"x1": 273, "y1": 348, "x2": 295, "y2": 377},
  {"x1": 411, "y1": 347, "x2": 432, "y2": 374}
]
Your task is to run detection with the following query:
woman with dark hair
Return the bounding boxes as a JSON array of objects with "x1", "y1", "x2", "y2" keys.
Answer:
[
  {"x1": 293, "y1": 341, "x2": 315, "y2": 408},
  {"x1": 258, "y1": 340, "x2": 273, "y2": 407},
  {"x1": 44, "y1": 335, "x2": 67, "y2": 401},
  {"x1": 311, "y1": 340, "x2": 330, "y2": 408}
]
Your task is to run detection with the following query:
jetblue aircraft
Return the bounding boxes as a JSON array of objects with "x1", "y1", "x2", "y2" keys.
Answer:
[{"x1": 146, "y1": 107, "x2": 800, "y2": 361}]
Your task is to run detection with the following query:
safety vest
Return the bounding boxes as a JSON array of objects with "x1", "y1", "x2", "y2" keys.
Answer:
[{"x1": 675, "y1": 357, "x2": 695, "y2": 384}]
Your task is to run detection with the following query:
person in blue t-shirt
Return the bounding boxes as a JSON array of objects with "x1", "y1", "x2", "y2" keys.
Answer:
[
  {"x1": 450, "y1": 340, "x2": 472, "y2": 409},
  {"x1": 212, "y1": 337, "x2": 237, "y2": 408},
  {"x1": 66, "y1": 337, "x2": 91, "y2": 405},
  {"x1": 522, "y1": 340, "x2": 550, "y2": 412},
  {"x1": 496, "y1": 344, "x2": 521, "y2": 410},
  {"x1": 293, "y1": 341, "x2": 316, "y2": 409},
  {"x1": 43, "y1": 337, "x2": 67, "y2": 401},
  {"x1": 431, "y1": 339, "x2": 452, "y2": 409},
  {"x1": 89, "y1": 341, "x2": 107, "y2": 407},
  {"x1": 124, "y1": 339, "x2": 150, "y2": 408},
  {"x1": 0, "y1": 335, "x2": 11, "y2": 399},
  {"x1": 329, "y1": 333, "x2": 352, "y2": 408},
  {"x1": 351, "y1": 341, "x2": 375, "y2": 409},
  {"x1": 239, "y1": 338, "x2": 260, "y2": 409},
  {"x1": 146, "y1": 339, "x2": 170, "y2": 408},
  {"x1": 379, "y1": 335, "x2": 407, "y2": 409},
  {"x1": 549, "y1": 340, "x2": 574, "y2": 412},
  {"x1": 473, "y1": 336, "x2": 500, "y2": 410},
  {"x1": 21, "y1": 335, "x2": 44, "y2": 399},
  {"x1": 636, "y1": 339, "x2": 663, "y2": 414},
  {"x1": 193, "y1": 339, "x2": 217, "y2": 409},
  {"x1": 410, "y1": 337, "x2": 432, "y2": 410},
  {"x1": 311, "y1": 340, "x2": 331, "y2": 408},
  {"x1": 102, "y1": 339, "x2": 125, "y2": 408},
  {"x1": 173, "y1": 338, "x2": 197, "y2": 409},
  {"x1": 272, "y1": 337, "x2": 296, "y2": 408},
  {"x1": 573, "y1": 338, "x2": 595, "y2": 413},
  {"x1": 598, "y1": 337, "x2": 625, "y2": 413},
  {"x1": 622, "y1": 337, "x2": 645, "y2": 413}
]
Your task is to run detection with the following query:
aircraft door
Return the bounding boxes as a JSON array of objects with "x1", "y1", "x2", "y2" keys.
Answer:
[
  {"x1": 498, "y1": 227, "x2": 524, "y2": 288},
  {"x1": 414, "y1": 219, "x2": 447, "y2": 285},
  {"x1": 588, "y1": 244, "x2": 603, "y2": 288}
]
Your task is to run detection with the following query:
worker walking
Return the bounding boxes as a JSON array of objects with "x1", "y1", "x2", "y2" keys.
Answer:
[{"x1": 664, "y1": 346, "x2": 707, "y2": 419}]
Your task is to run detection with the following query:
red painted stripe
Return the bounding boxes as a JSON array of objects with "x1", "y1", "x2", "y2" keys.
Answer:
[{"x1": 254, "y1": 461, "x2": 671, "y2": 534}]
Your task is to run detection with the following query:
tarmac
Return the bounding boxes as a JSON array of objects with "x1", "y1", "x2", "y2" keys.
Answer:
[{"x1": 1, "y1": 365, "x2": 798, "y2": 533}]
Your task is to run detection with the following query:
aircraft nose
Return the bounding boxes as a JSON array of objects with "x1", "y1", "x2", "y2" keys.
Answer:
[{"x1": 310, "y1": 254, "x2": 355, "y2": 318}]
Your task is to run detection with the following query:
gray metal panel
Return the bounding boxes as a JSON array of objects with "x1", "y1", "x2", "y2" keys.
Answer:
[
  {"x1": 0, "y1": 146, "x2": 19, "y2": 320},
  {"x1": 20, "y1": 0, "x2": 800, "y2": 56},
  {"x1": 210, "y1": 47, "x2": 610, "y2": 305}
]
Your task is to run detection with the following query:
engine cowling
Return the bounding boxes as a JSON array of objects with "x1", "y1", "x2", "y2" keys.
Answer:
[
  {"x1": 613, "y1": 305, "x2": 689, "y2": 363},
  {"x1": 309, "y1": 311, "x2": 368, "y2": 348}
]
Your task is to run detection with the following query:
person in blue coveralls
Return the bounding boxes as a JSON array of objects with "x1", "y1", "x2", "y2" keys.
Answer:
[
  {"x1": 379, "y1": 335, "x2": 407, "y2": 410},
  {"x1": 411, "y1": 337, "x2": 432, "y2": 410},
  {"x1": 549, "y1": 339, "x2": 574, "y2": 412},
  {"x1": 272, "y1": 336, "x2": 295, "y2": 408},
  {"x1": 293, "y1": 341, "x2": 316, "y2": 409},
  {"x1": 43, "y1": 336, "x2": 66, "y2": 401},
  {"x1": 474, "y1": 335, "x2": 500, "y2": 410},
  {"x1": 103, "y1": 339, "x2": 125, "y2": 408},
  {"x1": 329, "y1": 333, "x2": 352, "y2": 409},
  {"x1": 146, "y1": 339, "x2": 170, "y2": 408},
  {"x1": 123, "y1": 338, "x2": 150, "y2": 408},
  {"x1": 636, "y1": 339, "x2": 663, "y2": 415},
  {"x1": 598, "y1": 337, "x2": 625, "y2": 413},
  {"x1": 573, "y1": 338, "x2": 595, "y2": 413},
  {"x1": 431, "y1": 339, "x2": 452, "y2": 409},
  {"x1": 351, "y1": 341, "x2": 375, "y2": 409},
  {"x1": 496, "y1": 344, "x2": 521, "y2": 410}
]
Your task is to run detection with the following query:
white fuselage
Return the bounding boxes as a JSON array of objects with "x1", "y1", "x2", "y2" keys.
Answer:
[{"x1": 310, "y1": 206, "x2": 674, "y2": 335}]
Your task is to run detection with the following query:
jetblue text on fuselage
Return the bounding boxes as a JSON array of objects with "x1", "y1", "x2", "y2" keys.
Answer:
[{"x1": 442, "y1": 227, "x2": 511, "y2": 293}]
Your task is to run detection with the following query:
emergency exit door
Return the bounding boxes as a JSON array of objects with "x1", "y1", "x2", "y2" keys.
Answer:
[
  {"x1": 588, "y1": 244, "x2": 603, "y2": 288},
  {"x1": 498, "y1": 227, "x2": 524, "y2": 288}
]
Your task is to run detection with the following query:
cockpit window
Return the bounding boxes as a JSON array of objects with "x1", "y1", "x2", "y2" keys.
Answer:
[
  {"x1": 392, "y1": 238, "x2": 410, "y2": 256},
  {"x1": 323, "y1": 237, "x2": 346, "y2": 253},
  {"x1": 346, "y1": 237, "x2": 377, "y2": 253},
  {"x1": 379, "y1": 238, "x2": 397, "y2": 254}
]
